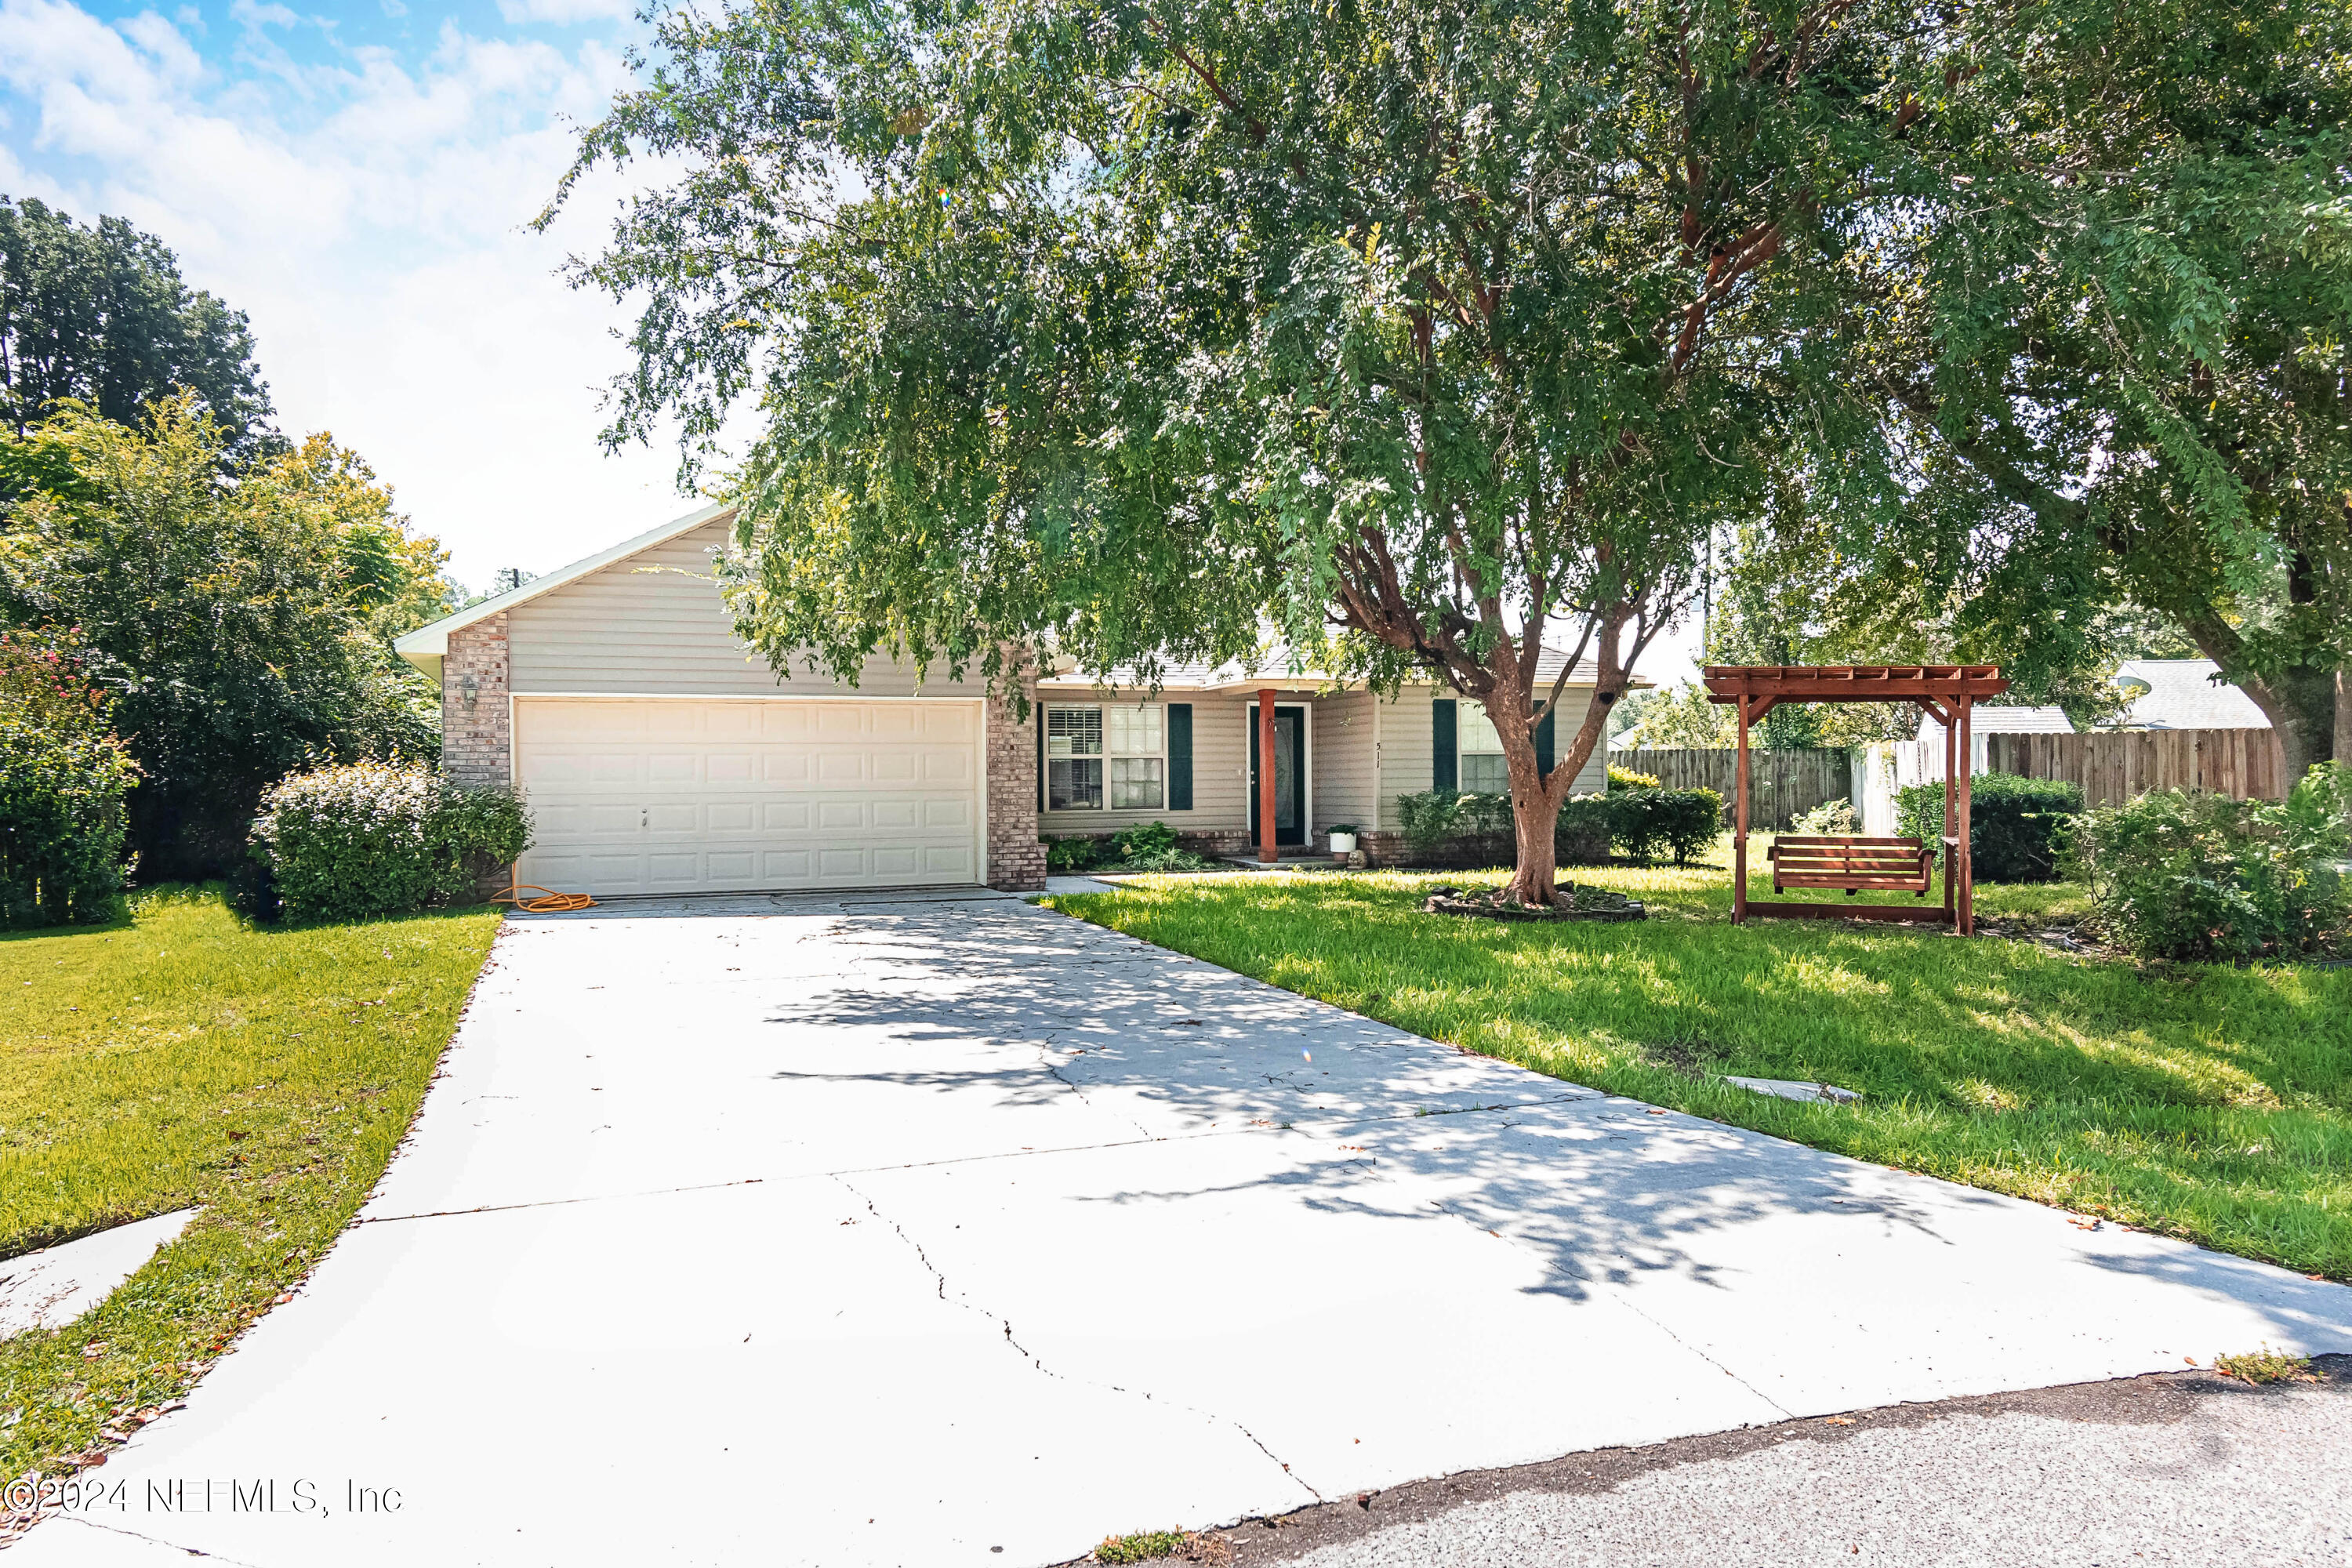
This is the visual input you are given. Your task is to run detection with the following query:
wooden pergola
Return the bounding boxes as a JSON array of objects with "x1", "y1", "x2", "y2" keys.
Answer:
[{"x1": 1703, "y1": 665, "x2": 2012, "y2": 934}]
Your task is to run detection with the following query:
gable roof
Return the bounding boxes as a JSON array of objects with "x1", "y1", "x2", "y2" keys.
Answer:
[
  {"x1": 2108, "y1": 659, "x2": 2271, "y2": 730},
  {"x1": 394, "y1": 500, "x2": 735, "y2": 675},
  {"x1": 1917, "y1": 704, "x2": 2074, "y2": 742}
]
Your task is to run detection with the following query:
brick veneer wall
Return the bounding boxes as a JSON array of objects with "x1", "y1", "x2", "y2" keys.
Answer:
[
  {"x1": 986, "y1": 682, "x2": 1047, "y2": 891},
  {"x1": 441, "y1": 613, "x2": 512, "y2": 791}
]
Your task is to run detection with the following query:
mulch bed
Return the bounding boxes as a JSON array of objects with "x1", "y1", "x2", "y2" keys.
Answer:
[{"x1": 1421, "y1": 885, "x2": 1646, "y2": 923}]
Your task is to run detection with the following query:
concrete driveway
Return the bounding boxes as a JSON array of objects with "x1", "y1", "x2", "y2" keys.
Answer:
[{"x1": 20, "y1": 891, "x2": 2352, "y2": 1566}]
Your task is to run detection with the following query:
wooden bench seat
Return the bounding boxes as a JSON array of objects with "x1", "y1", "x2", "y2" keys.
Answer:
[{"x1": 1767, "y1": 835, "x2": 1933, "y2": 896}]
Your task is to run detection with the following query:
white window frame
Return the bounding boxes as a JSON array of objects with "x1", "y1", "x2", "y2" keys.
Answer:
[
  {"x1": 1457, "y1": 700, "x2": 1510, "y2": 794},
  {"x1": 1043, "y1": 702, "x2": 1167, "y2": 813}
]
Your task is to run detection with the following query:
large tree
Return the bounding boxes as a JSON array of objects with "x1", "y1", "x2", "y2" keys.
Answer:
[
  {"x1": 548, "y1": 0, "x2": 1928, "y2": 902},
  {"x1": 0, "y1": 197, "x2": 274, "y2": 454},
  {"x1": 1830, "y1": 0, "x2": 2352, "y2": 774},
  {"x1": 0, "y1": 397, "x2": 445, "y2": 877}
]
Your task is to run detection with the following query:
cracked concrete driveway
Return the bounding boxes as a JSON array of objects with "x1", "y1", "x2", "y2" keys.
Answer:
[{"x1": 20, "y1": 891, "x2": 2352, "y2": 1566}]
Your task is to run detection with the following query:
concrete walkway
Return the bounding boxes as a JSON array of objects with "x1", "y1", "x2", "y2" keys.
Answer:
[{"x1": 18, "y1": 891, "x2": 2352, "y2": 1566}]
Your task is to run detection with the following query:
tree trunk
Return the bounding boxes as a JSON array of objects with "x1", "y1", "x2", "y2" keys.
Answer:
[
  {"x1": 2336, "y1": 664, "x2": 2351, "y2": 765},
  {"x1": 1485, "y1": 622, "x2": 1630, "y2": 906},
  {"x1": 1498, "y1": 734, "x2": 1573, "y2": 905}
]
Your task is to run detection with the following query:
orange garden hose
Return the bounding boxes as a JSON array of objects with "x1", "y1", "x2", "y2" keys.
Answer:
[{"x1": 494, "y1": 868, "x2": 597, "y2": 913}]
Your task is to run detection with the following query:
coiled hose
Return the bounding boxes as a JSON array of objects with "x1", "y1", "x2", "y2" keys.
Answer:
[{"x1": 494, "y1": 869, "x2": 597, "y2": 913}]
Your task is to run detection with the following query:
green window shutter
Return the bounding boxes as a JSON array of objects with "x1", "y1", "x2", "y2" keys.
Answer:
[
  {"x1": 1035, "y1": 700, "x2": 1046, "y2": 810},
  {"x1": 1167, "y1": 702, "x2": 1193, "y2": 811},
  {"x1": 1432, "y1": 699, "x2": 1457, "y2": 790},
  {"x1": 1537, "y1": 708, "x2": 1555, "y2": 777}
]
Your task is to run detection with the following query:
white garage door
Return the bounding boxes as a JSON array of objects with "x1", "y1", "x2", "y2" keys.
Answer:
[{"x1": 513, "y1": 699, "x2": 983, "y2": 896}]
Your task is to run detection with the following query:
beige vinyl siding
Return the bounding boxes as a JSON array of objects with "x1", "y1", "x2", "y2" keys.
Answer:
[
  {"x1": 506, "y1": 519, "x2": 989, "y2": 698},
  {"x1": 1372, "y1": 684, "x2": 1607, "y2": 822},
  {"x1": 1311, "y1": 691, "x2": 1377, "y2": 832},
  {"x1": 1038, "y1": 691, "x2": 1253, "y2": 834},
  {"x1": 1377, "y1": 684, "x2": 1436, "y2": 824}
]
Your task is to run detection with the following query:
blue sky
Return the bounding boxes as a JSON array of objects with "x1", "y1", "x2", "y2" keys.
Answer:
[{"x1": 0, "y1": 0, "x2": 702, "y2": 591}]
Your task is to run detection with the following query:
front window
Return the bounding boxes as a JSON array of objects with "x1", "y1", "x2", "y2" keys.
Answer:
[
  {"x1": 1047, "y1": 702, "x2": 1165, "y2": 811},
  {"x1": 1459, "y1": 702, "x2": 1509, "y2": 793}
]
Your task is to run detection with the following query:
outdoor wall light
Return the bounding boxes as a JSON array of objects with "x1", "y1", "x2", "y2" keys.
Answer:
[{"x1": 460, "y1": 674, "x2": 480, "y2": 710}]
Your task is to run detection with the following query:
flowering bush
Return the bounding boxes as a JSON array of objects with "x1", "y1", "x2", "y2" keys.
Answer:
[
  {"x1": 249, "y1": 760, "x2": 531, "y2": 922},
  {"x1": 0, "y1": 630, "x2": 138, "y2": 927}
]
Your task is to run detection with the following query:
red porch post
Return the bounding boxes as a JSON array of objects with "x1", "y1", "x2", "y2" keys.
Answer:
[{"x1": 1258, "y1": 688, "x2": 1279, "y2": 864}]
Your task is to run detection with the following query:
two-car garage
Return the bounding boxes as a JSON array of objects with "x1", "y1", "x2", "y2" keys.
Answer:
[{"x1": 512, "y1": 698, "x2": 984, "y2": 897}]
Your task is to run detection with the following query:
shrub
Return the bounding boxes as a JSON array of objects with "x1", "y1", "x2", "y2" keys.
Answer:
[
  {"x1": 1399, "y1": 785, "x2": 1719, "y2": 866},
  {"x1": 249, "y1": 759, "x2": 531, "y2": 922},
  {"x1": 1044, "y1": 835, "x2": 1104, "y2": 873},
  {"x1": 1606, "y1": 786, "x2": 1723, "y2": 866},
  {"x1": 2063, "y1": 764, "x2": 2352, "y2": 962},
  {"x1": 1607, "y1": 764, "x2": 1661, "y2": 791},
  {"x1": 1395, "y1": 789, "x2": 1511, "y2": 858},
  {"x1": 1895, "y1": 772, "x2": 2084, "y2": 882},
  {"x1": 1969, "y1": 775, "x2": 2085, "y2": 882},
  {"x1": 1792, "y1": 797, "x2": 1860, "y2": 836},
  {"x1": 0, "y1": 630, "x2": 138, "y2": 927}
]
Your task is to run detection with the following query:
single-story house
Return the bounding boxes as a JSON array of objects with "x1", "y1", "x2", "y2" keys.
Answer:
[
  {"x1": 394, "y1": 504, "x2": 1629, "y2": 898},
  {"x1": 2104, "y1": 658, "x2": 2271, "y2": 730}
]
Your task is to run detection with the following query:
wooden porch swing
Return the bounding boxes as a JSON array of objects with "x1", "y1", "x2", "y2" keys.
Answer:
[{"x1": 1701, "y1": 665, "x2": 2012, "y2": 935}]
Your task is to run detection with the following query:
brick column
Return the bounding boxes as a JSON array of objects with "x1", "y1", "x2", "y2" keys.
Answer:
[
  {"x1": 441, "y1": 613, "x2": 512, "y2": 791},
  {"x1": 985, "y1": 676, "x2": 1047, "y2": 892}
]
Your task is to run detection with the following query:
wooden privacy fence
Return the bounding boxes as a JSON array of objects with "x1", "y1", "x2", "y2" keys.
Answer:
[
  {"x1": 1615, "y1": 747, "x2": 1849, "y2": 829},
  {"x1": 1984, "y1": 729, "x2": 2286, "y2": 804}
]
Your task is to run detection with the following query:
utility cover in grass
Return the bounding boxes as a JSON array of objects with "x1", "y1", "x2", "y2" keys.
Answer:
[{"x1": 1422, "y1": 884, "x2": 1646, "y2": 923}]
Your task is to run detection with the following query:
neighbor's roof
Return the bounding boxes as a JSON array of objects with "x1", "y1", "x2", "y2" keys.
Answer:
[
  {"x1": 2107, "y1": 659, "x2": 2271, "y2": 730},
  {"x1": 1918, "y1": 704, "x2": 2074, "y2": 742},
  {"x1": 394, "y1": 500, "x2": 735, "y2": 673}
]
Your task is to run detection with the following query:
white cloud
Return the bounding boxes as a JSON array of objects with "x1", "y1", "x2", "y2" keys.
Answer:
[
  {"x1": 494, "y1": 0, "x2": 634, "y2": 25},
  {"x1": 0, "y1": 0, "x2": 705, "y2": 588}
]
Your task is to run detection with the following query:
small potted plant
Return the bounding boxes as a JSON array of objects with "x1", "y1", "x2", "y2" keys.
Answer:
[{"x1": 1327, "y1": 823, "x2": 1360, "y2": 855}]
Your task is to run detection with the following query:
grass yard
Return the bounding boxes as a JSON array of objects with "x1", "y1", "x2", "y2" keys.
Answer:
[
  {"x1": 2, "y1": 887, "x2": 502, "y2": 1478},
  {"x1": 1047, "y1": 848, "x2": 2352, "y2": 1281}
]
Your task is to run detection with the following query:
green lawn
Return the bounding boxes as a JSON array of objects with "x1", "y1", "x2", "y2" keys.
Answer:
[
  {"x1": 2, "y1": 888, "x2": 502, "y2": 1477},
  {"x1": 1047, "y1": 848, "x2": 2352, "y2": 1281}
]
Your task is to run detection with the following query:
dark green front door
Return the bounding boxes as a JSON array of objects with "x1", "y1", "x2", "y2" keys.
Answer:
[{"x1": 1248, "y1": 706, "x2": 1307, "y2": 848}]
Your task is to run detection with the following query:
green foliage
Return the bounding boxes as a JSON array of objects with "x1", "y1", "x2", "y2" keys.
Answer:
[
  {"x1": 1042, "y1": 822, "x2": 1212, "y2": 873},
  {"x1": 1793, "y1": 798, "x2": 1861, "y2": 837},
  {"x1": 1817, "y1": 0, "x2": 2352, "y2": 765},
  {"x1": 546, "y1": 0, "x2": 1940, "y2": 899},
  {"x1": 2064, "y1": 764, "x2": 2352, "y2": 963},
  {"x1": 0, "y1": 630, "x2": 136, "y2": 926},
  {"x1": 1607, "y1": 765, "x2": 1660, "y2": 791},
  {"x1": 1617, "y1": 684, "x2": 1737, "y2": 749},
  {"x1": 1894, "y1": 781, "x2": 1955, "y2": 851},
  {"x1": 1094, "y1": 1530, "x2": 1189, "y2": 1565},
  {"x1": 1969, "y1": 775, "x2": 2087, "y2": 884},
  {"x1": 1400, "y1": 786, "x2": 1719, "y2": 866},
  {"x1": 1608, "y1": 788, "x2": 1726, "y2": 867},
  {"x1": 0, "y1": 398, "x2": 447, "y2": 877},
  {"x1": 1396, "y1": 790, "x2": 1513, "y2": 858},
  {"x1": 249, "y1": 760, "x2": 532, "y2": 924},
  {"x1": 1896, "y1": 774, "x2": 2085, "y2": 882},
  {"x1": 0, "y1": 196, "x2": 273, "y2": 453}
]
